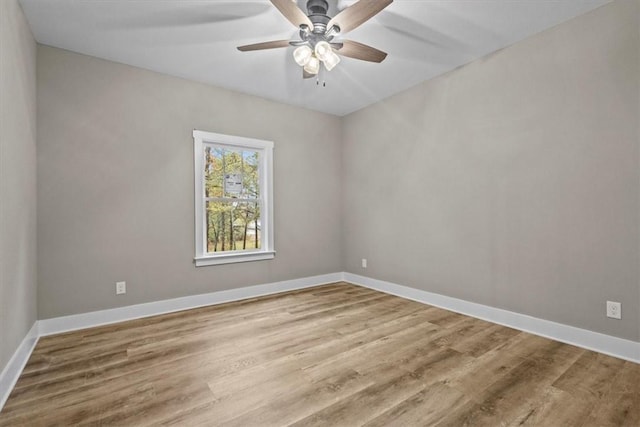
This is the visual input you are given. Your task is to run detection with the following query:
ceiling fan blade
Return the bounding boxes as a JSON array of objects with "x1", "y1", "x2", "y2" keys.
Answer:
[
  {"x1": 327, "y1": 0, "x2": 393, "y2": 34},
  {"x1": 303, "y1": 69, "x2": 315, "y2": 79},
  {"x1": 237, "y1": 40, "x2": 291, "y2": 52},
  {"x1": 270, "y1": 0, "x2": 314, "y2": 30},
  {"x1": 335, "y1": 40, "x2": 387, "y2": 63}
]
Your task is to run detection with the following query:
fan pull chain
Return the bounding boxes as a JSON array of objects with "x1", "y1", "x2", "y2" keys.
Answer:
[{"x1": 316, "y1": 68, "x2": 326, "y2": 87}]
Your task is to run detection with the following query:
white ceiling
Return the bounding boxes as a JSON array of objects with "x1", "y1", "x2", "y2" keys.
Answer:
[{"x1": 20, "y1": 0, "x2": 609, "y2": 116}]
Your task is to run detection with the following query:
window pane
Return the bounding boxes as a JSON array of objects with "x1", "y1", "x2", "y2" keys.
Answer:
[
  {"x1": 242, "y1": 150, "x2": 259, "y2": 199},
  {"x1": 204, "y1": 147, "x2": 224, "y2": 198},
  {"x1": 206, "y1": 147, "x2": 260, "y2": 199},
  {"x1": 222, "y1": 149, "x2": 244, "y2": 198},
  {"x1": 206, "y1": 201, "x2": 261, "y2": 253}
]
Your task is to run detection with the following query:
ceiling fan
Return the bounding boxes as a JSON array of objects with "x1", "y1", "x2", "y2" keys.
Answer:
[{"x1": 238, "y1": 0, "x2": 393, "y2": 78}]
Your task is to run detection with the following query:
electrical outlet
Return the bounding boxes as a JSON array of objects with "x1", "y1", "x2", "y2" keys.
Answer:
[
  {"x1": 116, "y1": 281, "x2": 126, "y2": 295},
  {"x1": 361, "y1": 258, "x2": 367, "y2": 268},
  {"x1": 606, "y1": 301, "x2": 621, "y2": 319}
]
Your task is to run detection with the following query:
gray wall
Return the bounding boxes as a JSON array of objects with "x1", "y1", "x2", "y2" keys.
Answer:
[
  {"x1": 342, "y1": 0, "x2": 640, "y2": 341},
  {"x1": 0, "y1": 0, "x2": 38, "y2": 370},
  {"x1": 34, "y1": 0, "x2": 640, "y2": 344},
  {"x1": 37, "y1": 46, "x2": 342, "y2": 319}
]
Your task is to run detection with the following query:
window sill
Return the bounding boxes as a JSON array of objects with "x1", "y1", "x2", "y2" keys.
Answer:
[{"x1": 194, "y1": 251, "x2": 275, "y2": 267}]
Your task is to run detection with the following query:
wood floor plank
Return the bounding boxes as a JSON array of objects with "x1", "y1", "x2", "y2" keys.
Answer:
[
  {"x1": 224, "y1": 369, "x2": 375, "y2": 426},
  {"x1": 207, "y1": 307, "x2": 442, "y2": 394},
  {"x1": 1, "y1": 282, "x2": 638, "y2": 427},
  {"x1": 301, "y1": 319, "x2": 443, "y2": 382},
  {"x1": 363, "y1": 381, "x2": 469, "y2": 427},
  {"x1": 450, "y1": 322, "x2": 521, "y2": 357},
  {"x1": 433, "y1": 341, "x2": 585, "y2": 426},
  {"x1": 290, "y1": 366, "x2": 427, "y2": 427},
  {"x1": 552, "y1": 351, "x2": 626, "y2": 400},
  {"x1": 444, "y1": 332, "x2": 551, "y2": 400},
  {"x1": 583, "y1": 361, "x2": 640, "y2": 427},
  {"x1": 511, "y1": 386, "x2": 595, "y2": 427}
]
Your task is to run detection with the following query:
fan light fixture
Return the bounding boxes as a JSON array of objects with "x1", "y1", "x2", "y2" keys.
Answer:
[
  {"x1": 293, "y1": 41, "x2": 341, "y2": 75},
  {"x1": 238, "y1": 0, "x2": 392, "y2": 80},
  {"x1": 293, "y1": 45, "x2": 313, "y2": 66},
  {"x1": 323, "y1": 50, "x2": 340, "y2": 71},
  {"x1": 314, "y1": 41, "x2": 332, "y2": 61},
  {"x1": 303, "y1": 55, "x2": 320, "y2": 74}
]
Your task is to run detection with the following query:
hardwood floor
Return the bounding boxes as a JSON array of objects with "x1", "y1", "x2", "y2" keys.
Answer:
[{"x1": 1, "y1": 282, "x2": 638, "y2": 426}]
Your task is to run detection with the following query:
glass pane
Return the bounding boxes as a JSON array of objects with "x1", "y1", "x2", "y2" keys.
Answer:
[
  {"x1": 205, "y1": 146, "x2": 260, "y2": 199},
  {"x1": 243, "y1": 150, "x2": 259, "y2": 199},
  {"x1": 206, "y1": 201, "x2": 261, "y2": 253},
  {"x1": 223, "y1": 149, "x2": 244, "y2": 198},
  {"x1": 204, "y1": 147, "x2": 224, "y2": 198}
]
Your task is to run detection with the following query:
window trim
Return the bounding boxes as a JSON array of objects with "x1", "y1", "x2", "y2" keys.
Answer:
[{"x1": 193, "y1": 130, "x2": 274, "y2": 267}]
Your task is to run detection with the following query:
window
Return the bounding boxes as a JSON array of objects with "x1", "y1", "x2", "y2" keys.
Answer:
[{"x1": 193, "y1": 130, "x2": 274, "y2": 266}]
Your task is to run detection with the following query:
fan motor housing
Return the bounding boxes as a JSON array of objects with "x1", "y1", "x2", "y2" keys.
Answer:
[
  {"x1": 307, "y1": 0, "x2": 329, "y2": 15},
  {"x1": 306, "y1": 0, "x2": 330, "y2": 34}
]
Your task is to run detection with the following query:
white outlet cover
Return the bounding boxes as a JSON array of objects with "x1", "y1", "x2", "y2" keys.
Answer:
[
  {"x1": 116, "y1": 281, "x2": 126, "y2": 295},
  {"x1": 606, "y1": 301, "x2": 621, "y2": 319}
]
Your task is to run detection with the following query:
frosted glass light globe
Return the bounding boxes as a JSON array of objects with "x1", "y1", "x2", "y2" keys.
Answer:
[
  {"x1": 293, "y1": 45, "x2": 313, "y2": 66},
  {"x1": 314, "y1": 41, "x2": 332, "y2": 61},
  {"x1": 303, "y1": 55, "x2": 320, "y2": 75},
  {"x1": 323, "y1": 51, "x2": 341, "y2": 71}
]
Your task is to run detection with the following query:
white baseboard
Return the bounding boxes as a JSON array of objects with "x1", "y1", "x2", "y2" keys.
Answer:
[
  {"x1": 38, "y1": 272, "x2": 344, "y2": 336},
  {"x1": 0, "y1": 322, "x2": 39, "y2": 412},
  {"x1": 344, "y1": 272, "x2": 640, "y2": 364}
]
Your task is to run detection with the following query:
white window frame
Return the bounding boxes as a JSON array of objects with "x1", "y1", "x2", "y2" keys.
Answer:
[{"x1": 193, "y1": 130, "x2": 275, "y2": 266}]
